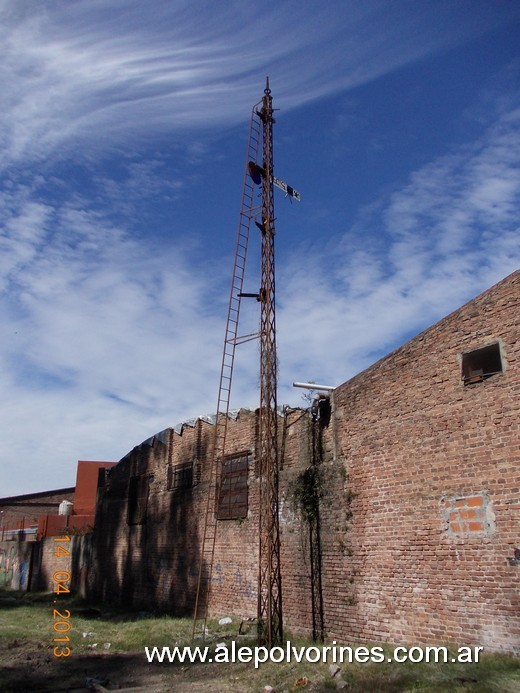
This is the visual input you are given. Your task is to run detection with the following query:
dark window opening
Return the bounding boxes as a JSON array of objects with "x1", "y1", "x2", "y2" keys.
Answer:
[
  {"x1": 127, "y1": 475, "x2": 149, "y2": 525},
  {"x1": 462, "y1": 342, "x2": 503, "y2": 384},
  {"x1": 217, "y1": 452, "x2": 250, "y2": 520},
  {"x1": 168, "y1": 461, "x2": 193, "y2": 491}
]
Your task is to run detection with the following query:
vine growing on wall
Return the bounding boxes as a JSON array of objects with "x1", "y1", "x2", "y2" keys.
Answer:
[
  {"x1": 290, "y1": 465, "x2": 324, "y2": 522},
  {"x1": 289, "y1": 409, "x2": 328, "y2": 642}
]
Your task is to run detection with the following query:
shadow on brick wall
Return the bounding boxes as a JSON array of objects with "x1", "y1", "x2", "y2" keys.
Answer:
[{"x1": 87, "y1": 430, "x2": 208, "y2": 615}]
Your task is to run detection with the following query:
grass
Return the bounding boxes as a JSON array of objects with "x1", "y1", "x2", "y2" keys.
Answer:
[
  {"x1": 0, "y1": 589, "x2": 193, "y2": 653},
  {"x1": 0, "y1": 590, "x2": 519, "y2": 691}
]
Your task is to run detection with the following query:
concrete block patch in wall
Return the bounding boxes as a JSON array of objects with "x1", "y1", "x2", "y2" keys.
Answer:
[{"x1": 442, "y1": 493, "x2": 495, "y2": 537}]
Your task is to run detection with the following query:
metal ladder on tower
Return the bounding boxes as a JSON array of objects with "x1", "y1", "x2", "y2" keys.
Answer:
[{"x1": 192, "y1": 99, "x2": 264, "y2": 641}]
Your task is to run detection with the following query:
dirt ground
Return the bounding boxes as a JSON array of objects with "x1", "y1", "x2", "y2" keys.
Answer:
[
  {"x1": 0, "y1": 639, "x2": 165, "y2": 692},
  {"x1": 0, "y1": 639, "x2": 263, "y2": 692},
  {"x1": 0, "y1": 590, "x2": 274, "y2": 693},
  {"x1": 1, "y1": 592, "x2": 518, "y2": 692}
]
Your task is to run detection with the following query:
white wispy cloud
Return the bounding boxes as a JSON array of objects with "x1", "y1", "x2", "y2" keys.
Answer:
[
  {"x1": 0, "y1": 185, "x2": 231, "y2": 492},
  {"x1": 1, "y1": 104, "x2": 518, "y2": 493},
  {"x1": 1, "y1": 0, "x2": 519, "y2": 495},
  {"x1": 1, "y1": 0, "x2": 513, "y2": 168},
  {"x1": 277, "y1": 105, "x2": 520, "y2": 400}
]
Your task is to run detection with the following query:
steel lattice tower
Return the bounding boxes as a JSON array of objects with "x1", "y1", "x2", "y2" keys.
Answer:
[
  {"x1": 193, "y1": 78, "x2": 295, "y2": 647},
  {"x1": 256, "y1": 78, "x2": 283, "y2": 647}
]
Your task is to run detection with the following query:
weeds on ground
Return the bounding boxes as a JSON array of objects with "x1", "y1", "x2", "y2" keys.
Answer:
[{"x1": 0, "y1": 590, "x2": 519, "y2": 692}]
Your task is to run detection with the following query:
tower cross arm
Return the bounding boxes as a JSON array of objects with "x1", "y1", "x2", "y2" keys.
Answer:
[{"x1": 273, "y1": 176, "x2": 301, "y2": 202}]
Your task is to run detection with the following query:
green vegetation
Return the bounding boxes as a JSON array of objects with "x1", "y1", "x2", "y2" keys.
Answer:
[
  {"x1": 0, "y1": 590, "x2": 193, "y2": 654},
  {"x1": 290, "y1": 465, "x2": 324, "y2": 521},
  {"x1": 0, "y1": 590, "x2": 519, "y2": 692}
]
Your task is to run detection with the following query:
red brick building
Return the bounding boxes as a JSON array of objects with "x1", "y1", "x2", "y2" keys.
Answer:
[
  {"x1": 89, "y1": 270, "x2": 519, "y2": 653},
  {"x1": 0, "y1": 488, "x2": 74, "y2": 541},
  {"x1": 36, "y1": 460, "x2": 116, "y2": 538},
  {"x1": 0, "y1": 461, "x2": 116, "y2": 541},
  {"x1": 0, "y1": 461, "x2": 116, "y2": 591}
]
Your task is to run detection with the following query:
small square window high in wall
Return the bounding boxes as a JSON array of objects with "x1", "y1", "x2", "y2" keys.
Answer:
[
  {"x1": 216, "y1": 452, "x2": 250, "y2": 520},
  {"x1": 461, "y1": 342, "x2": 503, "y2": 385}
]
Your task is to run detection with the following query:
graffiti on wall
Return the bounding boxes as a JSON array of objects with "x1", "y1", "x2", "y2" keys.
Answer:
[{"x1": 0, "y1": 544, "x2": 30, "y2": 590}]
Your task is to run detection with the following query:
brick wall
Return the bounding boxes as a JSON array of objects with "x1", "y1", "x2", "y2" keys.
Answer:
[
  {"x1": 0, "y1": 535, "x2": 90, "y2": 593},
  {"x1": 323, "y1": 270, "x2": 519, "y2": 653},
  {"x1": 89, "y1": 270, "x2": 519, "y2": 653},
  {"x1": 89, "y1": 410, "x2": 306, "y2": 620}
]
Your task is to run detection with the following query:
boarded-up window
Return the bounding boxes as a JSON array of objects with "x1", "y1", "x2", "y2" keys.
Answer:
[
  {"x1": 168, "y1": 462, "x2": 193, "y2": 491},
  {"x1": 217, "y1": 452, "x2": 250, "y2": 520},
  {"x1": 127, "y1": 475, "x2": 149, "y2": 525}
]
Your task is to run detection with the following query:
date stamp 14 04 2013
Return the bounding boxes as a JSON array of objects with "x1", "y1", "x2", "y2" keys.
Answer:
[{"x1": 52, "y1": 535, "x2": 72, "y2": 658}]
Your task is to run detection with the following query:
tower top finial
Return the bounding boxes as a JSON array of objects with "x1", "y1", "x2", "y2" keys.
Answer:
[{"x1": 265, "y1": 76, "x2": 271, "y2": 95}]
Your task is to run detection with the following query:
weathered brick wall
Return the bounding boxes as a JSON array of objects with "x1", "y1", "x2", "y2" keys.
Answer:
[
  {"x1": 33, "y1": 536, "x2": 73, "y2": 591},
  {"x1": 90, "y1": 412, "x2": 259, "y2": 616},
  {"x1": 0, "y1": 536, "x2": 90, "y2": 593},
  {"x1": 323, "y1": 270, "x2": 519, "y2": 653},
  {"x1": 89, "y1": 409, "x2": 312, "y2": 625},
  {"x1": 88, "y1": 270, "x2": 519, "y2": 654}
]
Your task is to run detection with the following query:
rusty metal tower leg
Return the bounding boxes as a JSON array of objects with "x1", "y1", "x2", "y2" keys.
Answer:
[
  {"x1": 257, "y1": 78, "x2": 283, "y2": 647},
  {"x1": 310, "y1": 419, "x2": 325, "y2": 642}
]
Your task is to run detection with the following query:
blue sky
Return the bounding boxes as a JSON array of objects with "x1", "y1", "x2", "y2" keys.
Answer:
[{"x1": 1, "y1": 0, "x2": 519, "y2": 497}]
